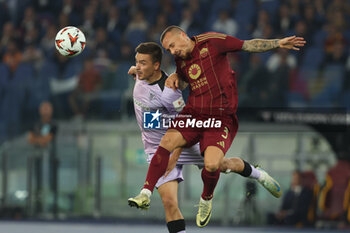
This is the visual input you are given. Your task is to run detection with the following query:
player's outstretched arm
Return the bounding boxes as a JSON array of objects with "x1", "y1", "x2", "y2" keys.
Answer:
[
  {"x1": 241, "y1": 36, "x2": 306, "y2": 53},
  {"x1": 128, "y1": 65, "x2": 137, "y2": 80}
]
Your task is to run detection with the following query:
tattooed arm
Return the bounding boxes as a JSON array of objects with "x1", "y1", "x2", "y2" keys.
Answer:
[
  {"x1": 242, "y1": 36, "x2": 306, "y2": 53},
  {"x1": 242, "y1": 39, "x2": 279, "y2": 52}
]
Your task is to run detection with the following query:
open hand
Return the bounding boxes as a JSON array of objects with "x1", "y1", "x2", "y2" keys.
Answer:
[{"x1": 279, "y1": 36, "x2": 306, "y2": 50}]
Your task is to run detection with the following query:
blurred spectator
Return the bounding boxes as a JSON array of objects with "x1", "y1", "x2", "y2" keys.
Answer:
[
  {"x1": 93, "y1": 27, "x2": 115, "y2": 57},
  {"x1": 69, "y1": 57, "x2": 102, "y2": 117},
  {"x1": 0, "y1": 2, "x2": 10, "y2": 29},
  {"x1": 125, "y1": 11, "x2": 148, "y2": 33},
  {"x1": 179, "y1": 8, "x2": 198, "y2": 34},
  {"x1": 2, "y1": 40, "x2": 22, "y2": 73},
  {"x1": 40, "y1": 24, "x2": 57, "y2": 57},
  {"x1": 58, "y1": 12, "x2": 70, "y2": 29},
  {"x1": 239, "y1": 54, "x2": 271, "y2": 107},
  {"x1": 314, "y1": 0, "x2": 326, "y2": 18},
  {"x1": 23, "y1": 27, "x2": 39, "y2": 46},
  {"x1": 20, "y1": 6, "x2": 38, "y2": 33},
  {"x1": 0, "y1": 22, "x2": 17, "y2": 57},
  {"x1": 62, "y1": 0, "x2": 74, "y2": 15},
  {"x1": 266, "y1": 49, "x2": 297, "y2": 73},
  {"x1": 324, "y1": 24, "x2": 346, "y2": 55},
  {"x1": 148, "y1": 13, "x2": 168, "y2": 42},
  {"x1": 28, "y1": 101, "x2": 57, "y2": 148},
  {"x1": 22, "y1": 43, "x2": 44, "y2": 70},
  {"x1": 267, "y1": 170, "x2": 313, "y2": 226},
  {"x1": 303, "y1": 5, "x2": 322, "y2": 33},
  {"x1": 320, "y1": 41, "x2": 347, "y2": 68},
  {"x1": 94, "y1": 48, "x2": 112, "y2": 74},
  {"x1": 252, "y1": 10, "x2": 271, "y2": 38},
  {"x1": 212, "y1": 10, "x2": 238, "y2": 36},
  {"x1": 127, "y1": 0, "x2": 141, "y2": 17},
  {"x1": 289, "y1": 0, "x2": 302, "y2": 20},
  {"x1": 273, "y1": 4, "x2": 294, "y2": 36},
  {"x1": 124, "y1": 11, "x2": 148, "y2": 48},
  {"x1": 159, "y1": 0, "x2": 180, "y2": 25},
  {"x1": 105, "y1": 6, "x2": 124, "y2": 34},
  {"x1": 318, "y1": 160, "x2": 350, "y2": 227},
  {"x1": 80, "y1": 5, "x2": 97, "y2": 38}
]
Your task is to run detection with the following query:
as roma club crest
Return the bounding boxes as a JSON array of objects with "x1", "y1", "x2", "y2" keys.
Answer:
[
  {"x1": 188, "y1": 64, "x2": 201, "y2": 80},
  {"x1": 200, "y1": 47, "x2": 209, "y2": 58}
]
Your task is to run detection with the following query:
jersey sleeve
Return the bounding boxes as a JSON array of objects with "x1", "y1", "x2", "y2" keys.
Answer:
[
  {"x1": 209, "y1": 34, "x2": 244, "y2": 54},
  {"x1": 161, "y1": 86, "x2": 185, "y2": 114}
]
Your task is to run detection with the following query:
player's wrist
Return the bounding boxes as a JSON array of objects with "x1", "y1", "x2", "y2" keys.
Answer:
[{"x1": 276, "y1": 39, "x2": 281, "y2": 48}]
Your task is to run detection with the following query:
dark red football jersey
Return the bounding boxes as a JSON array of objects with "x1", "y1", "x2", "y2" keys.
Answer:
[{"x1": 175, "y1": 32, "x2": 243, "y2": 116}]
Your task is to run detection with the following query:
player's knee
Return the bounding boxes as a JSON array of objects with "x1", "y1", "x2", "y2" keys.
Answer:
[
  {"x1": 160, "y1": 135, "x2": 173, "y2": 150},
  {"x1": 204, "y1": 162, "x2": 220, "y2": 172},
  {"x1": 161, "y1": 195, "x2": 178, "y2": 212}
]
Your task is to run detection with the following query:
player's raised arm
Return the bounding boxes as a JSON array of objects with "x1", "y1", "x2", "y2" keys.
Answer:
[
  {"x1": 165, "y1": 73, "x2": 188, "y2": 91},
  {"x1": 128, "y1": 65, "x2": 137, "y2": 80},
  {"x1": 241, "y1": 36, "x2": 306, "y2": 53}
]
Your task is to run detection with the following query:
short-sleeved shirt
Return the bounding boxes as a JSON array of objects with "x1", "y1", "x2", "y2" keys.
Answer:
[{"x1": 175, "y1": 32, "x2": 244, "y2": 116}]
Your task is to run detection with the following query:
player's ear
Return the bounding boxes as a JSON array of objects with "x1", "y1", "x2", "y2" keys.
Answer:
[{"x1": 154, "y1": 61, "x2": 160, "y2": 71}]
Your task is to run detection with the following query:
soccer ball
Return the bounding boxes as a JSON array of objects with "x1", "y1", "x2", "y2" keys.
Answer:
[{"x1": 55, "y1": 26, "x2": 86, "y2": 57}]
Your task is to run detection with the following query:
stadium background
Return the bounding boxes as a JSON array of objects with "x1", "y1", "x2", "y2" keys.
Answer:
[{"x1": 0, "y1": 0, "x2": 349, "y2": 231}]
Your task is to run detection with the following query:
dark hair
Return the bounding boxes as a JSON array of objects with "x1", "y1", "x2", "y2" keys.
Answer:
[
  {"x1": 135, "y1": 42, "x2": 163, "y2": 64},
  {"x1": 160, "y1": 25, "x2": 185, "y2": 43}
]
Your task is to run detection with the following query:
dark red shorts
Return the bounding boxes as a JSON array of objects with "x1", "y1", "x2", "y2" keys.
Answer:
[{"x1": 169, "y1": 107, "x2": 238, "y2": 155}]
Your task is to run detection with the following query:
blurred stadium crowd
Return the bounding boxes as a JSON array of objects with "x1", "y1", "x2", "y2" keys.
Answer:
[{"x1": 0, "y1": 0, "x2": 350, "y2": 143}]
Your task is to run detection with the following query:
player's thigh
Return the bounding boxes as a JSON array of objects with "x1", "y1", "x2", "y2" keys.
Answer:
[
  {"x1": 160, "y1": 129, "x2": 187, "y2": 151},
  {"x1": 200, "y1": 116, "x2": 238, "y2": 156},
  {"x1": 158, "y1": 180, "x2": 179, "y2": 209}
]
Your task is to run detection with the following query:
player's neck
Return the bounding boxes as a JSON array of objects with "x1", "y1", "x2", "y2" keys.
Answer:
[
  {"x1": 189, "y1": 39, "x2": 195, "y2": 52},
  {"x1": 146, "y1": 71, "x2": 162, "y2": 84}
]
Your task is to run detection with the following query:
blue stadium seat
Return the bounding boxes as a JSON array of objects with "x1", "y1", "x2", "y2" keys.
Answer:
[
  {"x1": 27, "y1": 68, "x2": 51, "y2": 111},
  {"x1": 341, "y1": 91, "x2": 350, "y2": 110},
  {"x1": 287, "y1": 91, "x2": 307, "y2": 107},
  {"x1": 301, "y1": 47, "x2": 324, "y2": 69},
  {"x1": 323, "y1": 64, "x2": 344, "y2": 92},
  {"x1": 309, "y1": 65, "x2": 344, "y2": 107},
  {"x1": 114, "y1": 61, "x2": 133, "y2": 92},
  {"x1": 211, "y1": 0, "x2": 231, "y2": 14},
  {"x1": 100, "y1": 91, "x2": 122, "y2": 118},
  {"x1": 260, "y1": 0, "x2": 280, "y2": 18},
  {"x1": 64, "y1": 59, "x2": 82, "y2": 80},
  {"x1": 125, "y1": 30, "x2": 147, "y2": 49},
  {"x1": 0, "y1": 63, "x2": 10, "y2": 143},
  {"x1": 39, "y1": 60, "x2": 58, "y2": 80},
  {"x1": 312, "y1": 29, "x2": 328, "y2": 47},
  {"x1": 234, "y1": 0, "x2": 256, "y2": 25}
]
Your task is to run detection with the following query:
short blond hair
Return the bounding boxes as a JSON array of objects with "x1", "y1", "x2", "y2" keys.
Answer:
[{"x1": 160, "y1": 25, "x2": 185, "y2": 43}]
